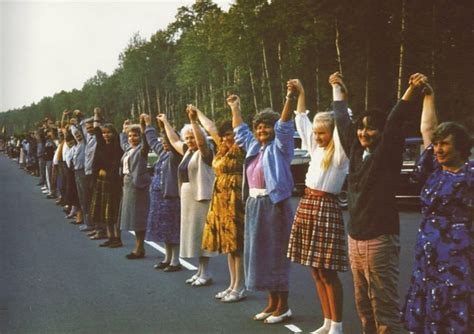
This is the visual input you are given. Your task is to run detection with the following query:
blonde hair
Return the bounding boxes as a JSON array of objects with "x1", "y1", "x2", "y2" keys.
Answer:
[{"x1": 313, "y1": 111, "x2": 335, "y2": 171}]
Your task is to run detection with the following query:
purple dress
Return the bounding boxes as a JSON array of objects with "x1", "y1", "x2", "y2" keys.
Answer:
[{"x1": 401, "y1": 145, "x2": 473, "y2": 333}]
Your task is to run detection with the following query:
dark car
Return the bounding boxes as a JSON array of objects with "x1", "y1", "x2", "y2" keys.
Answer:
[{"x1": 291, "y1": 137, "x2": 425, "y2": 209}]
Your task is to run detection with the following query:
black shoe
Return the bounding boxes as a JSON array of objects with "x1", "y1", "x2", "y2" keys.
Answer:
[
  {"x1": 99, "y1": 240, "x2": 112, "y2": 247},
  {"x1": 109, "y1": 240, "x2": 123, "y2": 248},
  {"x1": 163, "y1": 264, "x2": 182, "y2": 272},
  {"x1": 126, "y1": 252, "x2": 145, "y2": 260},
  {"x1": 154, "y1": 261, "x2": 170, "y2": 270}
]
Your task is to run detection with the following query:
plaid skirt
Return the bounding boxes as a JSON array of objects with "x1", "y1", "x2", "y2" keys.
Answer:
[
  {"x1": 89, "y1": 171, "x2": 121, "y2": 227},
  {"x1": 287, "y1": 188, "x2": 348, "y2": 271}
]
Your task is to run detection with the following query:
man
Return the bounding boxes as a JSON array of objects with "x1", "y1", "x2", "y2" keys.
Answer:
[{"x1": 331, "y1": 72, "x2": 423, "y2": 333}]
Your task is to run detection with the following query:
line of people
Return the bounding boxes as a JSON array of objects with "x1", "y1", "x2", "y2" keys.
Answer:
[{"x1": 4, "y1": 72, "x2": 472, "y2": 334}]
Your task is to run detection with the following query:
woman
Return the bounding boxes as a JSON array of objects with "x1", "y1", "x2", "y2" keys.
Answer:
[
  {"x1": 142, "y1": 113, "x2": 182, "y2": 272},
  {"x1": 232, "y1": 93, "x2": 294, "y2": 324},
  {"x1": 158, "y1": 108, "x2": 216, "y2": 286},
  {"x1": 63, "y1": 129, "x2": 81, "y2": 223},
  {"x1": 119, "y1": 120, "x2": 151, "y2": 259},
  {"x1": 195, "y1": 106, "x2": 246, "y2": 302},
  {"x1": 286, "y1": 79, "x2": 349, "y2": 334},
  {"x1": 89, "y1": 109, "x2": 123, "y2": 248},
  {"x1": 402, "y1": 76, "x2": 473, "y2": 333}
]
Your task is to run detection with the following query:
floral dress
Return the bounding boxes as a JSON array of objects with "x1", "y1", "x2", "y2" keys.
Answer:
[
  {"x1": 402, "y1": 145, "x2": 473, "y2": 333},
  {"x1": 202, "y1": 143, "x2": 245, "y2": 254}
]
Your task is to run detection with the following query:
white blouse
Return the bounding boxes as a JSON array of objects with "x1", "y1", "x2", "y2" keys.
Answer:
[
  {"x1": 295, "y1": 111, "x2": 349, "y2": 194},
  {"x1": 122, "y1": 147, "x2": 137, "y2": 175}
]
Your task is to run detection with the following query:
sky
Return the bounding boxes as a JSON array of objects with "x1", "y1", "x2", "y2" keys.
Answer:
[{"x1": 0, "y1": 0, "x2": 232, "y2": 112}]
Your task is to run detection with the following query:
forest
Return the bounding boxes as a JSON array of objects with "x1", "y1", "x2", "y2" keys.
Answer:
[{"x1": 1, "y1": 0, "x2": 473, "y2": 136}]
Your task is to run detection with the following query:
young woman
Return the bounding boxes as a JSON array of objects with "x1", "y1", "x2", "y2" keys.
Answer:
[
  {"x1": 195, "y1": 105, "x2": 246, "y2": 302},
  {"x1": 89, "y1": 109, "x2": 123, "y2": 248},
  {"x1": 286, "y1": 79, "x2": 349, "y2": 334},
  {"x1": 232, "y1": 93, "x2": 295, "y2": 324},
  {"x1": 119, "y1": 120, "x2": 150, "y2": 259},
  {"x1": 158, "y1": 108, "x2": 216, "y2": 286}
]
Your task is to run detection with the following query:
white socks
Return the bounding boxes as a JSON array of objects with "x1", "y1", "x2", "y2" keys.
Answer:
[
  {"x1": 311, "y1": 319, "x2": 343, "y2": 334},
  {"x1": 328, "y1": 321, "x2": 343, "y2": 334},
  {"x1": 310, "y1": 318, "x2": 331, "y2": 334}
]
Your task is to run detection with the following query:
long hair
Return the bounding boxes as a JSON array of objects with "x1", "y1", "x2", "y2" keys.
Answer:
[{"x1": 313, "y1": 111, "x2": 335, "y2": 171}]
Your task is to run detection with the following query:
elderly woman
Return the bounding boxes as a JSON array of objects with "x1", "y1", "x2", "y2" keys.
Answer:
[
  {"x1": 286, "y1": 79, "x2": 349, "y2": 334},
  {"x1": 119, "y1": 120, "x2": 151, "y2": 259},
  {"x1": 402, "y1": 77, "x2": 473, "y2": 333},
  {"x1": 141, "y1": 113, "x2": 182, "y2": 272},
  {"x1": 231, "y1": 93, "x2": 295, "y2": 324},
  {"x1": 89, "y1": 109, "x2": 123, "y2": 248},
  {"x1": 194, "y1": 105, "x2": 246, "y2": 302},
  {"x1": 158, "y1": 108, "x2": 216, "y2": 286}
]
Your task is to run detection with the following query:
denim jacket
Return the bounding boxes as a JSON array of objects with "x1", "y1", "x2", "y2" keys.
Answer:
[{"x1": 234, "y1": 119, "x2": 295, "y2": 204}]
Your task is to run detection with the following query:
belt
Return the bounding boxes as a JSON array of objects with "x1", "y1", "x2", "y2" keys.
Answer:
[
  {"x1": 249, "y1": 188, "x2": 268, "y2": 198},
  {"x1": 305, "y1": 187, "x2": 335, "y2": 198}
]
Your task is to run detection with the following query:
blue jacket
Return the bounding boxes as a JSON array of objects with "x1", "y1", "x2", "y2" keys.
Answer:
[{"x1": 234, "y1": 119, "x2": 294, "y2": 204}]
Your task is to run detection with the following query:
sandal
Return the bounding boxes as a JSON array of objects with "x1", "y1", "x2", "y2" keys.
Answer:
[
  {"x1": 221, "y1": 289, "x2": 246, "y2": 303},
  {"x1": 191, "y1": 277, "x2": 213, "y2": 287},
  {"x1": 185, "y1": 274, "x2": 199, "y2": 284},
  {"x1": 215, "y1": 288, "x2": 232, "y2": 299}
]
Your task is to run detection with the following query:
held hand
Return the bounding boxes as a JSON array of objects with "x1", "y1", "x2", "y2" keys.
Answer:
[
  {"x1": 69, "y1": 118, "x2": 78, "y2": 126},
  {"x1": 93, "y1": 107, "x2": 102, "y2": 116},
  {"x1": 186, "y1": 104, "x2": 198, "y2": 122},
  {"x1": 422, "y1": 81, "x2": 434, "y2": 96},
  {"x1": 286, "y1": 79, "x2": 304, "y2": 97},
  {"x1": 73, "y1": 109, "x2": 82, "y2": 117},
  {"x1": 123, "y1": 119, "x2": 131, "y2": 132},
  {"x1": 226, "y1": 94, "x2": 240, "y2": 110},
  {"x1": 139, "y1": 113, "x2": 151, "y2": 125},
  {"x1": 156, "y1": 114, "x2": 168, "y2": 123},
  {"x1": 408, "y1": 73, "x2": 427, "y2": 90},
  {"x1": 328, "y1": 72, "x2": 347, "y2": 92}
]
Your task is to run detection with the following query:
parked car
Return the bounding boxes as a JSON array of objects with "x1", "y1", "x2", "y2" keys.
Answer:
[{"x1": 291, "y1": 137, "x2": 425, "y2": 209}]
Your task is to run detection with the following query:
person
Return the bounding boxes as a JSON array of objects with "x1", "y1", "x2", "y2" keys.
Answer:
[
  {"x1": 63, "y1": 130, "x2": 81, "y2": 224},
  {"x1": 401, "y1": 76, "x2": 473, "y2": 333},
  {"x1": 286, "y1": 79, "x2": 349, "y2": 334},
  {"x1": 195, "y1": 105, "x2": 246, "y2": 302},
  {"x1": 232, "y1": 92, "x2": 295, "y2": 324},
  {"x1": 142, "y1": 113, "x2": 182, "y2": 272},
  {"x1": 119, "y1": 120, "x2": 151, "y2": 259},
  {"x1": 43, "y1": 128, "x2": 57, "y2": 198},
  {"x1": 36, "y1": 130, "x2": 46, "y2": 187},
  {"x1": 158, "y1": 107, "x2": 216, "y2": 286},
  {"x1": 332, "y1": 72, "x2": 424, "y2": 333},
  {"x1": 79, "y1": 111, "x2": 98, "y2": 234},
  {"x1": 88, "y1": 109, "x2": 123, "y2": 248}
]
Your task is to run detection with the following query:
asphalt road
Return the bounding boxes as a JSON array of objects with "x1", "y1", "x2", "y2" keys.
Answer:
[{"x1": 0, "y1": 154, "x2": 419, "y2": 334}]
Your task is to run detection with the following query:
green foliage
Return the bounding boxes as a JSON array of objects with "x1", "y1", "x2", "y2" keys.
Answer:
[{"x1": 1, "y1": 0, "x2": 472, "y2": 135}]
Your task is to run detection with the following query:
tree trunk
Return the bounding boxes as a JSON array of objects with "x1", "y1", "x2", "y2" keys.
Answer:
[
  {"x1": 209, "y1": 78, "x2": 215, "y2": 120},
  {"x1": 156, "y1": 87, "x2": 161, "y2": 114},
  {"x1": 249, "y1": 66, "x2": 258, "y2": 113},
  {"x1": 431, "y1": 1, "x2": 436, "y2": 80},
  {"x1": 145, "y1": 79, "x2": 152, "y2": 117},
  {"x1": 278, "y1": 42, "x2": 285, "y2": 101},
  {"x1": 397, "y1": 0, "x2": 406, "y2": 100},
  {"x1": 194, "y1": 85, "x2": 199, "y2": 107},
  {"x1": 335, "y1": 18, "x2": 343, "y2": 74},
  {"x1": 365, "y1": 40, "x2": 370, "y2": 111},
  {"x1": 315, "y1": 50, "x2": 321, "y2": 113},
  {"x1": 262, "y1": 41, "x2": 273, "y2": 109}
]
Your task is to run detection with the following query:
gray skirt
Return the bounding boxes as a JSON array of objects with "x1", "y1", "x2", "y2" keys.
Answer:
[
  {"x1": 179, "y1": 182, "x2": 216, "y2": 258},
  {"x1": 244, "y1": 196, "x2": 294, "y2": 291},
  {"x1": 119, "y1": 175, "x2": 150, "y2": 231}
]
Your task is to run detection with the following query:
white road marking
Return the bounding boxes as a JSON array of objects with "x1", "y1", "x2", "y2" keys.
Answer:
[
  {"x1": 285, "y1": 324, "x2": 302, "y2": 333},
  {"x1": 128, "y1": 231, "x2": 197, "y2": 270}
]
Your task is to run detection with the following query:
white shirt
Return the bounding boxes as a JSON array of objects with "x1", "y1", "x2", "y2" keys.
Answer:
[
  {"x1": 295, "y1": 111, "x2": 349, "y2": 194},
  {"x1": 122, "y1": 147, "x2": 137, "y2": 175}
]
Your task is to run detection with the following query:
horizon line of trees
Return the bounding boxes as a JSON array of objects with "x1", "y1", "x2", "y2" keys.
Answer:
[{"x1": 1, "y1": 0, "x2": 473, "y2": 137}]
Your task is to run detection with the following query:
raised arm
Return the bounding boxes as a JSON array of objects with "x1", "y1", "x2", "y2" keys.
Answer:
[
  {"x1": 120, "y1": 119, "x2": 132, "y2": 151},
  {"x1": 194, "y1": 106, "x2": 220, "y2": 145},
  {"x1": 156, "y1": 114, "x2": 185, "y2": 155},
  {"x1": 187, "y1": 105, "x2": 211, "y2": 158},
  {"x1": 288, "y1": 79, "x2": 311, "y2": 151},
  {"x1": 141, "y1": 113, "x2": 163, "y2": 155},
  {"x1": 227, "y1": 95, "x2": 243, "y2": 128},
  {"x1": 419, "y1": 79, "x2": 437, "y2": 148},
  {"x1": 280, "y1": 82, "x2": 295, "y2": 123},
  {"x1": 329, "y1": 72, "x2": 353, "y2": 155}
]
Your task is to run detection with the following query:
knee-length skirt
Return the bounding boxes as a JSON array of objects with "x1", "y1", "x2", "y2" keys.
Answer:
[
  {"x1": 244, "y1": 196, "x2": 294, "y2": 291},
  {"x1": 179, "y1": 182, "x2": 215, "y2": 258},
  {"x1": 89, "y1": 173, "x2": 121, "y2": 227},
  {"x1": 146, "y1": 189, "x2": 180, "y2": 244},
  {"x1": 119, "y1": 175, "x2": 149, "y2": 231},
  {"x1": 287, "y1": 189, "x2": 348, "y2": 271}
]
